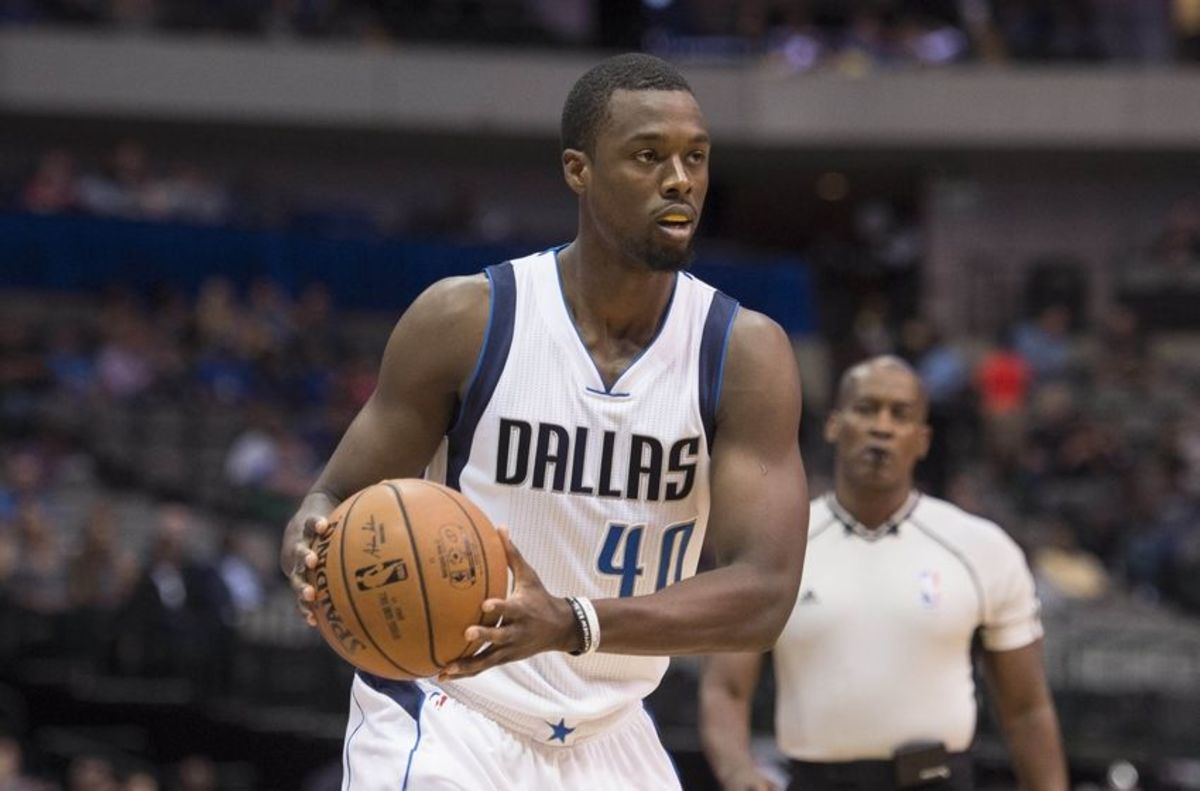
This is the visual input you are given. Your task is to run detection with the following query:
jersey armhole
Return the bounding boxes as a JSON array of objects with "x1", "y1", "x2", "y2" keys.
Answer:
[
  {"x1": 699, "y1": 291, "x2": 739, "y2": 454},
  {"x1": 445, "y1": 261, "x2": 517, "y2": 489}
]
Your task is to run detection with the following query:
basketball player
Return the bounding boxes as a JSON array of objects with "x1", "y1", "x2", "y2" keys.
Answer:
[
  {"x1": 699, "y1": 356, "x2": 1067, "y2": 791},
  {"x1": 279, "y1": 53, "x2": 808, "y2": 789}
]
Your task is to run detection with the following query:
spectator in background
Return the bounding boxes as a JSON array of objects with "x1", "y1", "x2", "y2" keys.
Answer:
[
  {"x1": 1013, "y1": 303, "x2": 1073, "y2": 382},
  {"x1": 900, "y1": 318, "x2": 972, "y2": 494},
  {"x1": 193, "y1": 277, "x2": 242, "y2": 352},
  {"x1": 1149, "y1": 195, "x2": 1200, "y2": 273},
  {"x1": 115, "y1": 505, "x2": 230, "y2": 680},
  {"x1": 7, "y1": 504, "x2": 69, "y2": 616},
  {"x1": 224, "y1": 405, "x2": 316, "y2": 521},
  {"x1": 1031, "y1": 513, "x2": 1111, "y2": 607},
  {"x1": 173, "y1": 756, "x2": 217, "y2": 791},
  {"x1": 66, "y1": 500, "x2": 139, "y2": 667},
  {"x1": 122, "y1": 769, "x2": 159, "y2": 791},
  {"x1": 68, "y1": 500, "x2": 139, "y2": 611},
  {"x1": 78, "y1": 141, "x2": 152, "y2": 220},
  {"x1": 66, "y1": 754, "x2": 118, "y2": 791},
  {"x1": 95, "y1": 309, "x2": 158, "y2": 402},
  {"x1": 0, "y1": 734, "x2": 51, "y2": 791},
  {"x1": 975, "y1": 328, "x2": 1031, "y2": 471},
  {"x1": 0, "y1": 318, "x2": 47, "y2": 427},
  {"x1": 1180, "y1": 0, "x2": 1200, "y2": 58},
  {"x1": 21, "y1": 149, "x2": 79, "y2": 215},
  {"x1": 45, "y1": 324, "x2": 97, "y2": 398},
  {"x1": 215, "y1": 528, "x2": 269, "y2": 615}
]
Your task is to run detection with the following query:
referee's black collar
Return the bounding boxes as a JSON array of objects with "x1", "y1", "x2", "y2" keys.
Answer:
[{"x1": 826, "y1": 491, "x2": 921, "y2": 542}]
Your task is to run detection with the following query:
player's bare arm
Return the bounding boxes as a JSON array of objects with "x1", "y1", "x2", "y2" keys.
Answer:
[
  {"x1": 699, "y1": 651, "x2": 780, "y2": 791},
  {"x1": 279, "y1": 275, "x2": 490, "y2": 620},
  {"x1": 444, "y1": 308, "x2": 807, "y2": 677},
  {"x1": 983, "y1": 641, "x2": 1069, "y2": 791}
]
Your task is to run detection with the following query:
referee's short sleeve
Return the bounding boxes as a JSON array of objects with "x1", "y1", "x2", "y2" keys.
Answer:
[{"x1": 979, "y1": 530, "x2": 1044, "y2": 652}]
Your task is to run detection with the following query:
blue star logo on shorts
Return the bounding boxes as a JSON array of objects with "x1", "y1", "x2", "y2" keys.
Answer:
[{"x1": 547, "y1": 717, "x2": 575, "y2": 743}]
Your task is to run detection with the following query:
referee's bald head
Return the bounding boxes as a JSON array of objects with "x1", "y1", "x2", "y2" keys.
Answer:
[{"x1": 834, "y1": 356, "x2": 930, "y2": 421}]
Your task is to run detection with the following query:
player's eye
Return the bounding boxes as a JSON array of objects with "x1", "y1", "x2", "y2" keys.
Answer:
[
  {"x1": 634, "y1": 149, "x2": 658, "y2": 164},
  {"x1": 688, "y1": 150, "x2": 708, "y2": 165}
]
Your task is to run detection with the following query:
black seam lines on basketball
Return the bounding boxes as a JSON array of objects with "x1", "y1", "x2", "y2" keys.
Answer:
[
  {"x1": 339, "y1": 489, "x2": 421, "y2": 679},
  {"x1": 388, "y1": 481, "x2": 443, "y2": 672},
  {"x1": 422, "y1": 480, "x2": 494, "y2": 662}
]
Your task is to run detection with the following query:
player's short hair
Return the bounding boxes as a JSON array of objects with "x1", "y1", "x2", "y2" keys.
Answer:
[{"x1": 561, "y1": 53, "x2": 693, "y2": 155}]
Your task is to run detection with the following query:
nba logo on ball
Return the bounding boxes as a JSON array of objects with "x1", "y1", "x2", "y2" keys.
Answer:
[
  {"x1": 307, "y1": 479, "x2": 507, "y2": 680},
  {"x1": 436, "y1": 524, "x2": 482, "y2": 589},
  {"x1": 918, "y1": 570, "x2": 941, "y2": 609}
]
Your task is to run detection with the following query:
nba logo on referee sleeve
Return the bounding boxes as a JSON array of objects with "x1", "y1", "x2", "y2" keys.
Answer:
[{"x1": 918, "y1": 570, "x2": 941, "y2": 609}]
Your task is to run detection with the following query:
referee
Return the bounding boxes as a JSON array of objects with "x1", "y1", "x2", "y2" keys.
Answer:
[{"x1": 699, "y1": 356, "x2": 1067, "y2": 791}]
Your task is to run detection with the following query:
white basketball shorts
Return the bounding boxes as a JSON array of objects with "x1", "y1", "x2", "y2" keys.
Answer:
[{"x1": 341, "y1": 673, "x2": 682, "y2": 790}]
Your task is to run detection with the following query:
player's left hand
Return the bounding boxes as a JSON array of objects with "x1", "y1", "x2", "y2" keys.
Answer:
[{"x1": 439, "y1": 528, "x2": 579, "y2": 680}]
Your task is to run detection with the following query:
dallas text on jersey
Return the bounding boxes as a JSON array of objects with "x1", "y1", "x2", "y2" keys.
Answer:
[{"x1": 494, "y1": 418, "x2": 700, "y2": 502}]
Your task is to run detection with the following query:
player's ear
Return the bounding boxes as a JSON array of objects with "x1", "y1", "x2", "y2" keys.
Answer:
[{"x1": 562, "y1": 148, "x2": 589, "y2": 195}]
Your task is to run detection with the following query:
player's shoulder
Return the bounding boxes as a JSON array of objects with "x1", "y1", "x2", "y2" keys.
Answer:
[
  {"x1": 910, "y1": 495, "x2": 1024, "y2": 561},
  {"x1": 417, "y1": 272, "x2": 491, "y2": 315},
  {"x1": 727, "y1": 304, "x2": 785, "y2": 346},
  {"x1": 721, "y1": 301, "x2": 796, "y2": 388}
]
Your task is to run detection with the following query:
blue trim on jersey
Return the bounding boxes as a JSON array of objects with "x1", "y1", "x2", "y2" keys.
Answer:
[
  {"x1": 446, "y1": 261, "x2": 517, "y2": 490},
  {"x1": 699, "y1": 292, "x2": 739, "y2": 453},
  {"x1": 552, "y1": 247, "x2": 679, "y2": 395},
  {"x1": 402, "y1": 698, "x2": 424, "y2": 791},
  {"x1": 343, "y1": 683, "x2": 367, "y2": 789},
  {"x1": 357, "y1": 672, "x2": 425, "y2": 720},
  {"x1": 585, "y1": 386, "x2": 632, "y2": 398}
]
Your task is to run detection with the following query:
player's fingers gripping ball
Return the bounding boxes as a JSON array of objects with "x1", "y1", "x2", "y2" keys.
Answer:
[{"x1": 307, "y1": 479, "x2": 508, "y2": 679}]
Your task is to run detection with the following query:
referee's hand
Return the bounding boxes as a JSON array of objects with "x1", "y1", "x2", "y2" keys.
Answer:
[{"x1": 720, "y1": 767, "x2": 779, "y2": 791}]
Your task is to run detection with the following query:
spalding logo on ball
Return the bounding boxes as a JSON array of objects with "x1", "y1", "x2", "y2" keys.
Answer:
[{"x1": 308, "y1": 479, "x2": 508, "y2": 680}]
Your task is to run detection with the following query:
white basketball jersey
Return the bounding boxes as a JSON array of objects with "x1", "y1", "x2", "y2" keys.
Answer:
[{"x1": 421, "y1": 247, "x2": 738, "y2": 744}]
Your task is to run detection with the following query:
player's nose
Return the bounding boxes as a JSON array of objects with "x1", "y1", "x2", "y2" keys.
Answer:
[{"x1": 660, "y1": 155, "x2": 692, "y2": 195}]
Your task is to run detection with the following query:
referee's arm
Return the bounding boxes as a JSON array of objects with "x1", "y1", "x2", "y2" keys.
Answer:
[
  {"x1": 982, "y1": 640, "x2": 1069, "y2": 791},
  {"x1": 699, "y1": 651, "x2": 779, "y2": 791}
]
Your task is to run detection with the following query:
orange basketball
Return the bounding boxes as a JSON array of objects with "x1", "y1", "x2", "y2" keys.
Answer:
[{"x1": 307, "y1": 479, "x2": 508, "y2": 680}]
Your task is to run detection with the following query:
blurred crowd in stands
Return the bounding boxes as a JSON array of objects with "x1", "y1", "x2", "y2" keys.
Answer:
[
  {"x1": 17, "y1": 144, "x2": 233, "y2": 227},
  {"x1": 2, "y1": 0, "x2": 1199, "y2": 66},
  {"x1": 0, "y1": 737, "x2": 223, "y2": 791},
  {"x1": 0, "y1": 275, "x2": 373, "y2": 788}
]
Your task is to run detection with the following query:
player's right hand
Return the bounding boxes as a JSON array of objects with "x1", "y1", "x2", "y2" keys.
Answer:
[
  {"x1": 281, "y1": 512, "x2": 331, "y2": 627},
  {"x1": 721, "y1": 767, "x2": 779, "y2": 791}
]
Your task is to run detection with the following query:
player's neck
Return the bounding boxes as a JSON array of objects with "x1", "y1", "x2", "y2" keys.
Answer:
[
  {"x1": 832, "y1": 476, "x2": 914, "y2": 531},
  {"x1": 557, "y1": 241, "x2": 675, "y2": 344}
]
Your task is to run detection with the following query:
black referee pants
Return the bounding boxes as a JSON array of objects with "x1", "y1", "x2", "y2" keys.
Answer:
[{"x1": 787, "y1": 753, "x2": 974, "y2": 791}]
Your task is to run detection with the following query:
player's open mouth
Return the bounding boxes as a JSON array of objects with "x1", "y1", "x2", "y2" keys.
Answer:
[{"x1": 656, "y1": 214, "x2": 693, "y2": 238}]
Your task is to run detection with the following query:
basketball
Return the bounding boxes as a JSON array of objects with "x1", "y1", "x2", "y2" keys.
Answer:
[{"x1": 307, "y1": 479, "x2": 508, "y2": 680}]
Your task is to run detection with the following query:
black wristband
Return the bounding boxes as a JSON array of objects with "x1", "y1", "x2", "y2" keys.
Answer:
[{"x1": 565, "y1": 596, "x2": 592, "y2": 656}]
